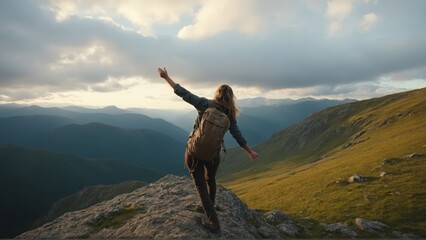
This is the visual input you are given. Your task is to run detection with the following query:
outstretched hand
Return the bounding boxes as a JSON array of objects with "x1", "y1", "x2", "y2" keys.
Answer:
[
  {"x1": 157, "y1": 67, "x2": 176, "y2": 88},
  {"x1": 157, "y1": 67, "x2": 169, "y2": 79},
  {"x1": 248, "y1": 150, "x2": 259, "y2": 163}
]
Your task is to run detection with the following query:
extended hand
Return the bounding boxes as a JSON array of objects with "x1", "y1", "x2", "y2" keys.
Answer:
[
  {"x1": 157, "y1": 67, "x2": 169, "y2": 79},
  {"x1": 249, "y1": 151, "x2": 259, "y2": 163}
]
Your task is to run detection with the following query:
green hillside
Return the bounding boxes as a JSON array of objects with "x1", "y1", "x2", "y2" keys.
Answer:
[
  {"x1": 0, "y1": 145, "x2": 163, "y2": 238},
  {"x1": 219, "y1": 88, "x2": 426, "y2": 236}
]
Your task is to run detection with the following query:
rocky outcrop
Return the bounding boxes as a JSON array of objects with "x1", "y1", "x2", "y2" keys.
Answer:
[
  {"x1": 18, "y1": 175, "x2": 284, "y2": 239},
  {"x1": 348, "y1": 172, "x2": 367, "y2": 183},
  {"x1": 355, "y1": 218, "x2": 389, "y2": 233},
  {"x1": 322, "y1": 223, "x2": 358, "y2": 238},
  {"x1": 263, "y1": 210, "x2": 300, "y2": 237}
]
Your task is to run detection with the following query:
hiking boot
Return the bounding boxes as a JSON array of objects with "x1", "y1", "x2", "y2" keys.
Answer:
[{"x1": 201, "y1": 218, "x2": 221, "y2": 233}]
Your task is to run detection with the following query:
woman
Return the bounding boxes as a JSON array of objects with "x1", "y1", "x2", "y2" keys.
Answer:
[{"x1": 158, "y1": 67, "x2": 259, "y2": 233}]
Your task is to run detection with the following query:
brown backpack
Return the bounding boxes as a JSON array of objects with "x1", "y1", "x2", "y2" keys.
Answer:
[{"x1": 187, "y1": 101, "x2": 230, "y2": 161}]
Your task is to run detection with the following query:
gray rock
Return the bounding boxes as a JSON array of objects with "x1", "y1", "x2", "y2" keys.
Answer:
[
  {"x1": 355, "y1": 218, "x2": 389, "y2": 232},
  {"x1": 264, "y1": 210, "x2": 290, "y2": 224},
  {"x1": 277, "y1": 222, "x2": 300, "y2": 237},
  {"x1": 348, "y1": 172, "x2": 366, "y2": 183},
  {"x1": 257, "y1": 225, "x2": 281, "y2": 239},
  {"x1": 323, "y1": 223, "x2": 358, "y2": 238},
  {"x1": 405, "y1": 152, "x2": 422, "y2": 158},
  {"x1": 17, "y1": 175, "x2": 284, "y2": 239},
  {"x1": 343, "y1": 142, "x2": 353, "y2": 149}
]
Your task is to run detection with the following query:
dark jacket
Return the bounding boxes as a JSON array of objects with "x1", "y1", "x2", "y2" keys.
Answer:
[{"x1": 174, "y1": 84, "x2": 247, "y2": 147}]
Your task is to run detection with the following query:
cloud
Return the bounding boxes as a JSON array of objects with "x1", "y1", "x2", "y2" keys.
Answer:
[
  {"x1": 89, "y1": 77, "x2": 138, "y2": 92},
  {"x1": 328, "y1": 21, "x2": 343, "y2": 36},
  {"x1": 360, "y1": 12, "x2": 378, "y2": 31},
  {"x1": 325, "y1": 0, "x2": 354, "y2": 36},
  {"x1": 177, "y1": 0, "x2": 266, "y2": 40},
  {"x1": 326, "y1": 0, "x2": 353, "y2": 19},
  {"x1": 0, "y1": 0, "x2": 425, "y2": 104},
  {"x1": 45, "y1": 0, "x2": 199, "y2": 36}
]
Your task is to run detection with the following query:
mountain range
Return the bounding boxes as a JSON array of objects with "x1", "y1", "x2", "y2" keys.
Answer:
[
  {"x1": 0, "y1": 116, "x2": 186, "y2": 174},
  {"x1": 1, "y1": 91, "x2": 424, "y2": 238},
  {"x1": 0, "y1": 145, "x2": 163, "y2": 237},
  {"x1": 0, "y1": 105, "x2": 188, "y2": 143}
]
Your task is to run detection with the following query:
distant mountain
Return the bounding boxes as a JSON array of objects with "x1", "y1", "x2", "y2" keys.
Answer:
[
  {"x1": 238, "y1": 97, "x2": 356, "y2": 107},
  {"x1": 241, "y1": 99, "x2": 355, "y2": 129},
  {"x1": 39, "y1": 123, "x2": 186, "y2": 174},
  {"x1": 126, "y1": 107, "x2": 190, "y2": 120},
  {"x1": 0, "y1": 99, "x2": 352, "y2": 147},
  {"x1": 0, "y1": 145, "x2": 164, "y2": 238},
  {"x1": 238, "y1": 97, "x2": 311, "y2": 107},
  {"x1": 0, "y1": 115, "x2": 73, "y2": 145},
  {"x1": 0, "y1": 105, "x2": 188, "y2": 143},
  {"x1": 0, "y1": 115, "x2": 186, "y2": 175},
  {"x1": 219, "y1": 88, "x2": 426, "y2": 236},
  {"x1": 62, "y1": 105, "x2": 131, "y2": 115}
]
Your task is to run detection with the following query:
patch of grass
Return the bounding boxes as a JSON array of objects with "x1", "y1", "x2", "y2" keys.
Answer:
[{"x1": 90, "y1": 204, "x2": 145, "y2": 233}]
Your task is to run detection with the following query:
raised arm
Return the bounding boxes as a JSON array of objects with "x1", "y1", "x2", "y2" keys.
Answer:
[{"x1": 158, "y1": 67, "x2": 176, "y2": 88}]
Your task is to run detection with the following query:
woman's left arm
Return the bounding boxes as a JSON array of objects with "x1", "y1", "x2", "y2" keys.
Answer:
[{"x1": 158, "y1": 67, "x2": 208, "y2": 110}]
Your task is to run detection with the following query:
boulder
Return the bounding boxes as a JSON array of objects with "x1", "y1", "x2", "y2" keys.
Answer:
[
  {"x1": 355, "y1": 218, "x2": 389, "y2": 233},
  {"x1": 264, "y1": 210, "x2": 290, "y2": 224},
  {"x1": 263, "y1": 210, "x2": 299, "y2": 237},
  {"x1": 348, "y1": 172, "x2": 366, "y2": 183},
  {"x1": 322, "y1": 223, "x2": 358, "y2": 238},
  {"x1": 405, "y1": 152, "x2": 422, "y2": 158},
  {"x1": 343, "y1": 142, "x2": 353, "y2": 149},
  {"x1": 277, "y1": 222, "x2": 300, "y2": 237}
]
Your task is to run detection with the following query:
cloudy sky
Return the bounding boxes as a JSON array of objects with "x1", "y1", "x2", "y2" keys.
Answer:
[{"x1": 0, "y1": 0, "x2": 425, "y2": 109}]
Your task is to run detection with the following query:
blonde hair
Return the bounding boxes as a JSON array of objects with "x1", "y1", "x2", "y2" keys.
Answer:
[{"x1": 214, "y1": 84, "x2": 239, "y2": 120}]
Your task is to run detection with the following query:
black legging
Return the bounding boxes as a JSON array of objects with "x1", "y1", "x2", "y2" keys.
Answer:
[{"x1": 185, "y1": 150, "x2": 220, "y2": 224}]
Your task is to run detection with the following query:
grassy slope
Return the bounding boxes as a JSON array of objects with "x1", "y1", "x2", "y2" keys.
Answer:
[{"x1": 220, "y1": 88, "x2": 426, "y2": 235}]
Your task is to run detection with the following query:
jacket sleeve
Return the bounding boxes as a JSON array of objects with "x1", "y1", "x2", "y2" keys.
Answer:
[
  {"x1": 229, "y1": 119, "x2": 247, "y2": 147},
  {"x1": 174, "y1": 84, "x2": 208, "y2": 111}
]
